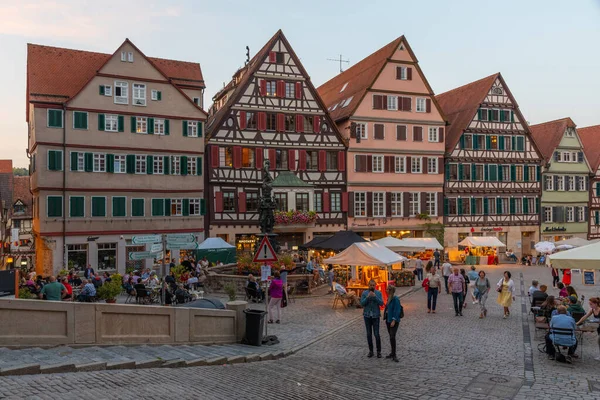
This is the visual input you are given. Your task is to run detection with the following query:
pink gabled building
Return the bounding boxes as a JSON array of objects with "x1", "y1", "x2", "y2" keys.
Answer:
[{"x1": 317, "y1": 37, "x2": 447, "y2": 239}]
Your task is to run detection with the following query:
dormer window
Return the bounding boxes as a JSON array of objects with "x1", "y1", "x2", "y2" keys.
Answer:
[{"x1": 13, "y1": 201, "x2": 25, "y2": 215}]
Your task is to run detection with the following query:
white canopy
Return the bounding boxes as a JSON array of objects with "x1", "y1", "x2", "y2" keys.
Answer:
[
  {"x1": 548, "y1": 241, "x2": 600, "y2": 270},
  {"x1": 373, "y1": 237, "x2": 425, "y2": 252},
  {"x1": 197, "y1": 237, "x2": 235, "y2": 250},
  {"x1": 458, "y1": 236, "x2": 506, "y2": 248},
  {"x1": 324, "y1": 242, "x2": 407, "y2": 266},
  {"x1": 401, "y1": 238, "x2": 444, "y2": 250},
  {"x1": 552, "y1": 237, "x2": 599, "y2": 248}
]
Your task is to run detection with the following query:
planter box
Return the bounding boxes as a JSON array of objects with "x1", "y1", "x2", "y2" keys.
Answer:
[{"x1": 275, "y1": 223, "x2": 316, "y2": 231}]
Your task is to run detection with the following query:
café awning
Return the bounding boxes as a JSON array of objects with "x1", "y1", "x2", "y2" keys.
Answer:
[
  {"x1": 373, "y1": 237, "x2": 425, "y2": 252},
  {"x1": 458, "y1": 236, "x2": 506, "y2": 247},
  {"x1": 323, "y1": 242, "x2": 407, "y2": 266},
  {"x1": 552, "y1": 237, "x2": 599, "y2": 248},
  {"x1": 303, "y1": 231, "x2": 366, "y2": 252},
  {"x1": 548, "y1": 241, "x2": 600, "y2": 270},
  {"x1": 401, "y1": 238, "x2": 443, "y2": 250}
]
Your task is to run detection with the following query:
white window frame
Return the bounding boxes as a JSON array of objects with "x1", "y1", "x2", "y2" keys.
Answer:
[
  {"x1": 132, "y1": 83, "x2": 146, "y2": 106},
  {"x1": 427, "y1": 157, "x2": 438, "y2": 174},
  {"x1": 120, "y1": 52, "x2": 126, "y2": 62},
  {"x1": 581, "y1": 176, "x2": 588, "y2": 191},
  {"x1": 114, "y1": 81, "x2": 128, "y2": 104},
  {"x1": 114, "y1": 155, "x2": 126, "y2": 173},
  {"x1": 190, "y1": 198, "x2": 201, "y2": 216},
  {"x1": 426, "y1": 193, "x2": 437, "y2": 216},
  {"x1": 416, "y1": 98, "x2": 426, "y2": 113},
  {"x1": 104, "y1": 86, "x2": 112, "y2": 96},
  {"x1": 411, "y1": 157, "x2": 423, "y2": 173},
  {"x1": 546, "y1": 175, "x2": 554, "y2": 191},
  {"x1": 135, "y1": 155, "x2": 146, "y2": 174},
  {"x1": 151, "y1": 90, "x2": 159, "y2": 101},
  {"x1": 397, "y1": 66, "x2": 407, "y2": 80},
  {"x1": 76, "y1": 152, "x2": 84, "y2": 172},
  {"x1": 395, "y1": 156, "x2": 406, "y2": 173},
  {"x1": 171, "y1": 156, "x2": 181, "y2": 175},
  {"x1": 136, "y1": 117, "x2": 147, "y2": 134},
  {"x1": 105, "y1": 114, "x2": 118, "y2": 132},
  {"x1": 568, "y1": 176, "x2": 575, "y2": 191},
  {"x1": 391, "y1": 192, "x2": 402, "y2": 217},
  {"x1": 527, "y1": 198, "x2": 535, "y2": 215},
  {"x1": 127, "y1": 52, "x2": 133, "y2": 62},
  {"x1": 557, "y1": 176, "x2": 565, "y2": 191},
  {"x1": 578, "y1": 207, "x2": 585, "y2": 222},
  {"x1": 356, "y1": 123, "x2": 367, "y2": 140},
  {"x1": 372, "y1": 192, "x2": 385, "y2": 217},
  {"x1": 372, "y1": 155, "x2": 384, "y2": 173},
  {"x1": 153, "y1": 156, "x2": 164, "y2": 175},
  {"x1": 354, "y1": 192, "x2": 366, "y2": 217},
  {"x1": 387, "y1": 96, "x2": 398, "y2": 111},
  {"x1": 566, "y1": 206, "x2": 575, "y2": 223},
  {"x1": 428, "y1": 127, "x2": 438, "y2": 142},
  {"x1": 514, "y1": 197, "x2": 523, "y2": 214},
  {"x1": 409, "y1": 192, "x2": 420, "y2": 217},
  {"x1": 187, "y1": 121, "x2": 198, "y2": 137},
  {"x1": 171, "y1": 199, "x2": 183, "y2": 216},
  {"x1": 545, "y1": 207, "x2": 553, "y2": 223},
  {"x1": 93, "y1": 153, "x2": 106, "y2": 172},
  {"x1": 188, "y1": 157, "x2": 197, "y2": 176},
  {"x1": 154, "y1": 118, "x2": 165, "y2": 135}
]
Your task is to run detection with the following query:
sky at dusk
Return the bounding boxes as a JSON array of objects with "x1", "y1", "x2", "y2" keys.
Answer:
[{"x1": 1, "y1": 0, "x2": 599, "y2": 168}]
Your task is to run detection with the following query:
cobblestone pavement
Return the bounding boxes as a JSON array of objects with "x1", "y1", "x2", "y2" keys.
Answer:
[{"x1": 1, "y1": 265, "x2": 600, "y2": 399}]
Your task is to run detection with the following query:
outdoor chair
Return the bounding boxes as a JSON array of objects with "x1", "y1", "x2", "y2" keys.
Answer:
[
  {"x1": 287, "y1": 285, "x2": 296, "y2": 304},
  {"x1": 548, "y1": 327, "x2": 580, "y2": 362},
  {"x1": 135, "y1": 284, "x2": 151, "y2": 304},
  {"x1": 245, "y1": 287, "x2": 263, "y2": 303},
  {"x1": 332, "y1": 292, "x2": 349, "y2": 309},
  {"x1": 571, "y1": 311, "x2": 585, "y2": 323}
]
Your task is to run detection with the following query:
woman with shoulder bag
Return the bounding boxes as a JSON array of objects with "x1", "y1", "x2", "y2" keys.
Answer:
[
  {"x1": 496, "y1": 270, "x2": 515, "y2": 319},
  {"x1": 475, "y1": 271, "x2": 491, "y2": 318},
  {"x1": 425, "y1": 265, "x2": 441, "y2": 314},
  {"x1": 384, "y1": 285, "x2": 401, "y2": 362}
]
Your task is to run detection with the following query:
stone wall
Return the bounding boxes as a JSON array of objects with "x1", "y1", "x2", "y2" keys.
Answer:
[{"x1": 206, "y1": 273, "x2": 313, "y2": 295}]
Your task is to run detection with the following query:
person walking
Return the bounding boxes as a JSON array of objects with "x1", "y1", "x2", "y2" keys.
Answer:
[
  {"x1": 360, "y1": 279, "x2": 384, "y2": 358},
  {"x1": 576, "y1": 297, "x2": 600, "y2": 360},
  {"x1": 384, "y1": 285, "x2": 401, "y2": 362},
  {"x1": 551, "y1": 266, "x2": 559, "y2": 289},
  {"x1": 442, "y1": 261, "x2": 453, "y2": 294},
  {"x1": 426, "y1": 266, "x2": 442, "y2": 313},
  {"x1": 460, "y1": 268, "x2": 470, "y2": 309},
  {"x1": 327, "y1": 265, "x2": 335, "y2": 294},
  {"x1": 496, "y1": 270, "x2": 515, "y2": 319},
  {"x1": 467, "y1": 266, "x2": 479, "y2": 304},
  {"x1": 562, "y1": 268, "x2": 572, "y2": 286},
  {"x1": 414, "y1": 257, "x2": 424, "y2": 281},
  {"x1": 267, "y1": 271, "x2": 284, "y2": 324},
  {"x1": 475, "y1": 271, "x2": 491, "y2": 318},
  {"x1": 433, "y1": 249, "x2": 441, "y2": 269},
  {"x1": 448, "y1": 267, "x2": 466, "y2": 316}
]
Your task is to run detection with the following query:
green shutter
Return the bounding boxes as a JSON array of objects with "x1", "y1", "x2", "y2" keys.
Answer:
[
  {"x1": 147, "y1": 155, "x2": 153, "y2": 175},
  {"x1": 484, "y1": 165, "x2": 489, "y2": 181},
  {"x1": 98, "y1": 114, "x2": 105, "y2": 131},
  {"x1": 74, "y1": 112, "x2": 87, "y2": 129},
  {"x1": 48, "y1": 150, "x2": 56, "y2": 170},
  {"x1": 517, "y1": 136, "x2": 524, "y2": 151},
  {"x1": 458, "y1": 164, "x2": 463, "y2": 181},
  {"x1": 457, "y1": 198, "x2": 462, "y2": 215},
  {"x1": 596, "y1": 183, "x2": 600, "y2": 197},
  {"x1": 471, "y1": 164, "x2": 476, "y2": 182},
  {"x1": 511, "y1": 111, "x2": 515, "y2": 122},
  {"x1": 510, "y1": 198, "x2": 515, "y2": 214},
  {"x1": 48, "y1": 110, "x2": 63, "y2": 128},
  {"x1": 183, "y1": 199, "x2": 190, "y2": 216},
  {"x1": 487, "y1": 109, "x2": 493, "y2": 121},
  {"x1": 459, "y1": 135, "x2": 465, "y2": 149},
  {"x1": 510, "y1": 165, "x2": 516, "y2": 181},
  {"x1": 523, "y1": 198, "x2": 528, "y2": 214},
  {"x1": 498, "y1": 165, "x2": 504, "y2": 181},
  {"x1": 132, "y1": 199, "x2": 144, "y2": 217},
  {"x1": 182, "y1": 121, "x2": 188, "y2": 137},
  {"x1": 477, "y1": 109, "x2": 482, "y2": 120},
  {"x1": 91, "y1": 197, "x2": 106, "y2": 217},
  {"x1": 181, "y1": 156, "x2": 188, "y2": 176},
  {"x1": 512, "y1": 136, "x2": 516, "y2": 151},
  {"x1": 56, "y1": 151, "x2": 63, "y2": 171},
  {"x1": 70, "y1": 152, "x2": 78, "y2": 171},
  {"x1": 152, "y1": 199, "x2": 164, "y2": 216},
  {"x1": 148, "y1": 118, "x2": 154, "y2": 134},
  {"x1": 197, "y1": 157, "x2": 202, "y2": 176},
  {"x1": 536, "y1": 166, "x2": 541, "y2": 182},
  {"x1": 107, "y1": 154, "x2": 114, "y2": 173},
  {"x1": 486, "y1": 135, "x2": 491, "y2": 150},
  {"x1": 85, "y1": 153, "x2": 93, "y2": 172},
  {"x1": 483, "y1": 197, "x2": 489, "y2": 215},
  {"x1": 126, "y1": 155, "x2": 135, "y2": 174},
  {"x1": 47, "y1": 196, "x2": 63, "y2": 217},
  {"x1": 70, "y1": 196, "x2": 84, "y2": 217},
  {"x1": 488, "y1": 165, "x2": 497, "y2": 181},
  {"x1": 198, "y1": 122, "x2": 203, "y2": 138},
  {"x1": 499, "y1": 135, "x2": 505, "y2": 151},
  {"x1": 157, "y1": 91, "x2": 162, "y2": 101},
  {"x1": 112, "y1": 197, "x2": 126, "y2": 217},
  {"x1": 470, "y1": 197, "x2": 476, "y2": 215},
  {"x1": 445, "y1": 165, "x2": 451, "y2": 181},
  {"x1": 118, "y1": 115, "x2": 124, "y2": 132},
  {"x1": 200, "y1": 199, "x2": 206, "y2": 216},
  {"x1": 165, "y1": 120, "x2": 170, "y2": 135},
  {"x1": 164, "y1": 198, "x2": 171, "y2": 216},
  {"x1": 496, "y1": 198, "x2": 502, "y2": 214},
  {"x1": 131, "y1": 116, "x2": 136, "y2": 133},
  {"x1": 164, "y1": 156, "x2": 170, "y2": 175},
  {"x1": 595, "y1": 211, "x2": 599, "y2": 226},
  {"x1": 443, "y1": 198, "x2": 449, "y2": 215},
  {"x1": 536, "y1": 198, "x2": 540, "y2": 214},
  {"x1": 524, "y1": 165, "x2": 529, "y2": 182},
  {"x1": 473, "y1": 134, "x2": 478, "y2": 150},
  {"x1": 99, "y1": 85, "x2": 105, "y2": 95}
]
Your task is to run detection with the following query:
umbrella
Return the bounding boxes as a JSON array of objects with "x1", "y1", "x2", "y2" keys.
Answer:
[
  {"x1": 556, "y1": 244, "x2": 575, "y2": 251},
  {"x1": 534, "y1": 241, "x2": 555, "y2": 254},
  {"x1": 178, "y1": 298, "x2": 226, "y2": 309}
]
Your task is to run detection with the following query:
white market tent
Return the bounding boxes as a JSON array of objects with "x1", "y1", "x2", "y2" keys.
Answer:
[
  {"x1": 402, "y1": 238, "x2": 443, "y2": 250},
  {"x1": 552, "y1": 237, "x2": 599, "y2": 248},
  {"x1": 548, "y1": 241, "x2": 600, "y2": 270},
  {"x1": 373, "y1": 237, "x2": 425, "y2": 252},
  {"x1": 324, "y1": 242, "x2": 407, "y2": 266},
  {"x1": 197, "y1": 237, "x2": 235, "y2": 250},
  {"x1": 458, "y1": 236, "x2": 506, "y2": 248}
]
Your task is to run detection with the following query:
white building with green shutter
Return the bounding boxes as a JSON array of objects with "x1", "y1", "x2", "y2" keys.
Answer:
[{"x1": 27, "y1": 40, "x2": 207, "y2": 275}]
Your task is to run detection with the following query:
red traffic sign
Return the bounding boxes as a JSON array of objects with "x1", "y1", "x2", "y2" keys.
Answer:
[{"x1": 253, "y1": 236, "x2": 278, "y2": 263}]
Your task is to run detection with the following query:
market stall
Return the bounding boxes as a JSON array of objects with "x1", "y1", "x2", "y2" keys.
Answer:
[
  {"x1": 552, "y1": 237, "x2": 600, "y2": 248},
  {"x1": 373, "y1": 237, "x2": 425, "y2": 253},
  {"x1": 196, "y1": 238, "x2": 236, "y2": 264},
  {"x1": 458, "y1": 236, "x2": 505, "y2": 265},
  {"x1": 548, "y1": 242, "x2": 600, "y2": 286}
]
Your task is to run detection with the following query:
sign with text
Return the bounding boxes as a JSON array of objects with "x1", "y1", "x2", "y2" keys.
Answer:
[
  {"x1": 131, "y1": 235, "x2": 161, "y2": 245},
  {"x1": 584, "y1": 270, "x2": 595, "y2": 286},
  {"x1": 150, "y1": 243, "x2": 163, "y2": 253},
  {"x1": 253, "y1": 236, "x2": 278, "y2": 263},
  {"x1": 128, "y1": 251, "x2": 161, "y2": 261},
  {"x1": 166, "y1": 234, "x2": 196, "y2": 244},
  {"x1": 261, "y1": 265, "x2": 272, "y2": 282},
  {"x1": 167, "y1": 242, "x2": 199, "y2": 251}
]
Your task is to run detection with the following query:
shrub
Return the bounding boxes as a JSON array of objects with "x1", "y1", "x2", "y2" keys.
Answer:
[
  {"x1": 97, "y1": 280, "x2": 122, "y2": 301},
  {"x1": 170, "y1": 265, "x2": 187, "y2": 280},
  {"x1": 224, "y1": 283, "x2": 237, "y2": 301},
  {"x1": 18, "y1": 287, "x2": 36, "y2": 299}
]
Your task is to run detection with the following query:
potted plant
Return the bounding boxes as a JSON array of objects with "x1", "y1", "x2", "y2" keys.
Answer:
[{"x1": 97, "y1": 280, "x2": 122, "y2": 303}]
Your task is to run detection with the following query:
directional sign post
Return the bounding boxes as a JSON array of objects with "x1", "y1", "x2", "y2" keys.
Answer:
[
  {"x1": 166, "y1": 234, "x2": 196, "y2": 244},
  {"x1": 167, "y1": 242, "x2": 199, "y2": 251},
  {"x1": 131, "y1": 235, "x2": 162, "y2": 245},
  {"x1": 150, "y1": 243, "x2": 163, "y2": 253},
  {"x1": 128, "y1": 251, "x2": 161, "y2": 261},
  {"x1": 253, "y1": 236, "x2": 278, "y2": 263}
]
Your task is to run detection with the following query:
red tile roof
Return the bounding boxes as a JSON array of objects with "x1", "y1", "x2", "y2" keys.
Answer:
[
  {"x1": 0, "y1": 160, "x2": 13, "y2": 173},
  {"x1": 12, "y1": 176, "x2": 32, "y2": 217},
  {"x1": 435, "y1": 73, "x2": 499, "y2": 152},
  {"x1": 529, "y1": 118, "x2": 576, "y2": 162},
  {"x1": 578, "y1": 125, "x2": 600, "y2": 172}
]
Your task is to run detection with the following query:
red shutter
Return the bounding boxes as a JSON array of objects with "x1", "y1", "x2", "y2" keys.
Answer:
[
  {"x1": 407, "y1": 67, "x2": 412, "y2": 80},
  {"x1": 288, "y1": 149, "x2": 296, "y2": 171},
  {"x1": 438, "y1": 157, "x2": 444, "y2": 174},
  {"x1": 277, "y1": 80, "x2": 285, "y2": 98},
  {"x1": 439, "y1": 127, "x2": 444, "y2": 142},
  {"x1": 269, "y1": 51, "x2": 276, "y2": 63},
  {"x1": 318, "y1": 150, "x2": 326, "y2": 172},
  {"x1": 406, "y1": 156, "x2": 411, "y2": 174},
  {"x1": 295, "y1": 82, "x2": 302, "y2": 99},
  {"x1": 341, "y1": 192, "x2": 349, "y2": 212},
  {"x1": 268, "y1": 149, "x2": 276, "y2": 168},
  {"x1": 258, "y1": 112, "x2": 266, "y2": 130},
  {"x1": 255, "y1": 148, "x2": 263, "y2": 170},
  {"x1": 384, "y1": 156, "x2": 391, "y2": 173},
  {"x1": 239, "y1": 111, "x2": 246, "y2": 130},
  {"x1": 424, "y1": 157, "x2": 430, "y2": 174},
  {"x1": 323, "y1": 192, "x2": 330, "y2": 212},
  {"x1": 210, "y1": 146, "x2": 219, "y2": 168},
  {"x1": 426, "y1": 99, "x2": 432, "y2": 113},
  {"x1": 337, "y1": 151, "x2": 345, "y2": 171},
  {"x1": 238, "y1": 192, "x2": 247, "y2": 213},
  {"x1": 298, "y1": 150, "x2": 307, "y2": 171},
  {"x1": 215, "y1": 192, "x2": 223, "y2": 213},
  {"x1": 366, "y1": 155, "x2": 373, "y2": 172},
  {"x1": 260, "y1": 80, "x2": 267, "y2": 97},
  {"x1": 403, "y1": 97, "x2": 412, "y2": 111},
  {"x1": 398, "y1": 96, "x2": 404, "y2": 111},
  {"x1": 233, "y1": 146, "x2": 242, "y2": 169},
  {"x1": 276, "y1": 113, "x2": 285, "y2": 132},
  {"x1": 296, "y1": 114, "x2": 304, "y2": 133},
  {"x1": 396, "y1": 67, "x2": 402, "y2": 80},
  {"x1": 313, "y1": 116, "x2": 321, "y2": 133}
]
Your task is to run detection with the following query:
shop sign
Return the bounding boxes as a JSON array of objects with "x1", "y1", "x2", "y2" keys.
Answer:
[
  {"x1": 237, "y1": 239, "x2": 256, "y2": 244},
  {"x1": 543, "y1": 226, "x2": 566, "y2": 232},
  {"x1": 481, "y1": 227, "x2": 503, "y2": 232}
]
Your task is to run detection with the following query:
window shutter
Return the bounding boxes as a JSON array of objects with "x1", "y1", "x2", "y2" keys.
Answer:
[
  {"x1": 295, "y1": 82, "x2": 302, "y2": 99},
  {"x1": 596, "y1": 182, "x2": 600, "y2": 197},
  {"x1": 99, "y1": 85, "x2": 105, "y2": 95},
  {"x1": 147, "y1": 118, "x2": 154, "y2": 134},
  {"x1": 276, "y1": 113, "x2": 285, "y2": 132},
  {"x1": 288, "y1": 149, "x2": 296, "y2": 171},
  {"x1": 181, "y1": 156, "x2": 188, "y2": 175},
  {"x1": 406, "y1": 156, "x2": 411, "y2": 174},
  {"x1": 552, "y1": 207, "x2": 557, "y2": 223},
  {"x1": 403, "y1": 97, "x2": 411, "y2": 111},
  {"x1": 420, "y1": 192, "x2": 427, "y2": 215},
  {"x1": 445, "y1": 165, "x2": 450, "y2": 181},
  {"x1": 444, "y1": 198, "x2": 449, "y2": 215},
  {"x1": 457, "y1": 198, "x2": 463, "y2": 216},
  {"x1": 233, "y1": 146, "x2": 242, "y2": 169},
  {"x1": 510, "y1": 165, "x2": 516, "y2": 181},
  {"x1": 107, "y1": 154, "x2": 114, "y2": 173},
  {"x1": 298, "y1": 150, "x2": 306, "y2": 171},
  {"x1": 397, "y1": 125, "x2": 406, "y2": 141},
  {"x1": 70, "y1": 152, "x2": 78, "y2": 171},
  {"x1": 268, "y1": 149, "x2": 276, "y2": 168},
  {"x1": 318, "y1": 150, "x2": 327, "y2": 172},
  {"x1": 374, "y1": 124, "x2": 384, "y2": 140},
  {"x1": 471, "y1": 164, "x2": 476, "y2": 181},
  {"x1": 313, "y1": 116, "x2": 321, "y2": 133},
  {"x1": 398, "y1": 96, "x2": 404, "y2": 111},
  {"x1": 459, "y1": 135, "x2": 465, "y2": 149},
  {"x1": 483, "y1": 165, "x2": 489, "y2": 181},
  {"x1": 84, "y1": 153, "x2": 93, "y2": 172},
  {"x1": 535, "y1": 166, "x2": 541, "y2": 182},
  {"x1": 366, "y1": 155, "x2": 373, "y2": 173},
  {"x1": 164, "y1": 199, "x2": 171, "y2": 217},
  {"x1": 524, "y1": 198, "x2": 530, "y2": 215},
  {"x1": 157, "y1": 91, "x2": 162, "y2": 101},
  {"x1": 146, "y1": 155, "x2": 153, "y2": 175},
  {"x1": 131, "y1": 116, "x2": 136, "y2": 133},
  {"x1": 596, "y1": 211, "x2": 600, "y2": 226},
  {"x1": 403, "y1": 192, "x2": 410, "y2": 217},
  {"x1": 536, "y1": 198, "x2": 540, "y2": 214},
  {"x1": 269, "y1": 51, "x2": 276, "y2": 63},
  {"x1": 523, "y1": 165, "x2": 529, "y2": 182},
  {"x1": 436, "y1": 192, "x2": 443, "y2": 216},
  {"x1": 118, "y1": 115, "x2": 124, "y2": 132},
  {"x1": 499, "y1": 135, "x2": 505, "y2": 151},
  {"x1": 585, "y1": 206, "x2": 589, "y2": 222},
  {"x1": 296, "y1": 114, "x2": 304, "y2": 133},
  {"x1": 276, "y1": 80, "x2": 284, "y2": 98},
  {"x1": 215, "y1": 192, "x2": 223, "y2": 213},
  {"x1": 164, "y1": 120, "x2": 170, "y2": 135},
  {"x1": 258, "y1": 112, "x2": 266, "y2": 131},
  {"x1": 486, "y1": 135, "x2": 491, "y2": 150},
  {"x1": 384, "y1": 156, "x2": 391, "y2": 173},
  {"x1": 198, "y1": 122, "x2": 203, "y2": 138},
  {"x1": 182, "y1": 121, "x2": 188, "y2": 136},
  {"x1": 255, "y1": 148, "x2": 263, "y2": 170},
  {"x1": 426, "y1": 99, "x2": 432, "y2": 113},
  {"x1": 511, "y1": 111, "x2": 515, "y2": 122},
  {"x1": 211, "y1": 146, "x2": 219, "y2": 168},
  {"x1": 338, "y1": 151, "x2": 345, "y2": 172},
  {"x1": 517, "y1": 136, "x2": 524, "y2": 151},
  {"x1": 260, "y1": 79, "x2": 267, "y2": 96},
  {"x1": 196, "y1": 157, "x2": 202, "y2": 176},
  {"x1": 473, "y1": 134, "x2": 479, "y2": 150},
  {"x1": 347, "y1": 192, "x2": 354, "y2": 216},
  {"x1": 458, "y1": 164, "x2": 463, "y2": 181},
  {"x1": 438, "y1": 127, "x2": 444, "y2": 142},
  {"x1": 483, "y1": 197, "x2": 489, "y2": 215},
  {"x1": 200, "y1": 199, "x2": 206, "y2": 216},
  {"x1": 238, "y1": 192, "x2": 246, "y2": 213},
  {"x1": 407, "y1": 67, "x2": 412, "y2": 80},
  {"x1": 126, "y1": 155, "x2": 135, "y2": 174},
  {"x1": 182, "y1": 199, "x2": 190, "y2": 216},
  {"x1": 238, "y1": 113, "x2": 246, "y2": 130},
  {"x1": 578, "y1": 152, "x2": 584, "y2": 163},
  {"x1": 341, "y1": 192, "x2": 349, "y2": 213},
  {"x1": 164, "y1": 156, "x2": 170, "y2": 175},
  {"x1": 98, "y1": 114, "x2": 105, "y2": 131},
  {"x1": 498, "y1": 164, "x2": 504, "y2": 181},
  {"x1": 396, "y1": 67, "x2": 402, "y2": 80},
  {"x1": 496, "y1": 198, "x2": 502, "y2": 215},
  {"x1": 366, "y1": 192, "x2": 373, "y2": 217},
  {"x1": 323, "y1": 192, "x2": 330, "y2": 213}
]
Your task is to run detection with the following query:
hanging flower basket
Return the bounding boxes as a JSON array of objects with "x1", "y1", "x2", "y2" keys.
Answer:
[{"x1": 274, "y1": 210, "x2": 318, "y2": 225}]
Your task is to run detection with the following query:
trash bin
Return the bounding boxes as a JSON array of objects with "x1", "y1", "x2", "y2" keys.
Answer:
[{"x1": 244, "y1": 309, "x2": 267, "y2": 346}]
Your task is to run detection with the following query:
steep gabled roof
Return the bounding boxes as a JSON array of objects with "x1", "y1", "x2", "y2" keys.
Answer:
[
  {"x1": 529, "y1": 117, "x2": 577, "y2": 162},
  {"x1": 26, "y1": 39, "x2": 206, "y2": 120},
  {"x1": 579, "y1": 125, "x2": 600, "y2": 172},
  {"x1": 435, "y1": 73, "x2": 498, "y2": 152},
  {"x1": 12, "y1": 176, "x2": 32, "y2": 218}
]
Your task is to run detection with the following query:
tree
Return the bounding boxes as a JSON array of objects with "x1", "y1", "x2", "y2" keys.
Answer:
[{"x1": 13, "y1": 168, "x2": 29, "y2": 176}]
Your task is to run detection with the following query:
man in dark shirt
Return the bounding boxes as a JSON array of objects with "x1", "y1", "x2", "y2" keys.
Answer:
[{"x1": 531, "y1": 284, "x2": 549, "y2": 307}]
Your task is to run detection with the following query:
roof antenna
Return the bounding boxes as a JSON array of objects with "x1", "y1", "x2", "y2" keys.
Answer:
[
  {"x1": 327, "y1": 54, "x2": 349, "y2": 73},
  {"x1": 245, "y1": 46, "x2": 250, "y2": 65}
]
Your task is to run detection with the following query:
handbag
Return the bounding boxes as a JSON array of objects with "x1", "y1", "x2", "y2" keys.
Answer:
[
  {"x1": 496, "y1": 286, "x2": 502, "y2": 293},
  {"x1": 399, "y1": 305, "x2": 405, "y2": 319},
  {"x1": 280, "y1": 296, "x2": 288, "y2": 308},
  {"x1": 422, "y1": 278, "x2": 430, "y2": 292}
]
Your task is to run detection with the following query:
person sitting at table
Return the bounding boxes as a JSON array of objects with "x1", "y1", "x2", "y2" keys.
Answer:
[
  {"x1": 186, "y1": 273, "x2": 199, "y2": 290},
  {"x1": 180, "y1": 271, "x2": 190, "y2": 284},
  {"x1": 70, "y1": 273, "x2": 82, "y2": 287},
  {"x1": 567, "y1": 296, "x2": 585, "y2": 315},
  {"x1": 77, "y1": 279, "x2": 97, "y2": 302},
  {"x1": 61, "y1": 277, "x2": 73, "y2": 300},
  {"x1": 333, "y1": 280, "x2": 358, "y2": 307},
  {"x1": 545, "y1": 305, "x2": 578, "y2": 360},
  {"x1": 175, "y1": 284, "x2": 191, "y2": 304},
  {"x1": 532, "y1": 284, "x2": 549, "y2": 307},
  {"x1": 144, "y1": 272, "x2": 160, "y2": 288},
  {"x1": 38, "y1": 276, "x2": 66, "y2": 301},
  {"x1": 557, "y1": 282, "x2": 568, "y2": 298},
  {"x1": 246, "y1": 274, "x2": 264, "y2": 301},
  {"x1": 538, "y1": 296, "x2": 557, "y2": 322},
  {"x1": 566, "y1": 286, "x2": 578, "y2": 301},
  {"x1": 102, "y1": 271, "x2": 112, "y2": 283},
  {"x1": 123, "y1": 277, "x2": 136, "y2": 297},
  {"x1": 91, "y1": 272, "x2": 103, "y2": 289},
  {"x1": 131, "y1": 272, "x2": 141, "y2": 284},
  {"x1": 528, "y1": 280, "x2": 540, "y2": 297},
  {"x1": 576, "y1": 297, "x2": 600, "y2": 360}
]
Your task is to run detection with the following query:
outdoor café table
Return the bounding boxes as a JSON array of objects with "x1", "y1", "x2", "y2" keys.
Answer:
[
  {"x1": 576, "y1": 323, "x2": 598, "y2": 361},
  {"x1": 346, "y1": 285, "x2": 369, "y2": 298}
]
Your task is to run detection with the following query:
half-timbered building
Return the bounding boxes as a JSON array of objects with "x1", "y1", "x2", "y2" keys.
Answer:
[
  {"x1": 436, "y1": 73, "x2": 543, "y2": 260},
  {"x1": 530, "y1": 118, "x2": 591, "y2": 241},
  {"x1": 578, "y1": 125, "x2": 600, "y2": 239},
  {"x1": 206, "y1": 30, "x2": 347, "y2": 250},
  {"x1": 317, "y1": 37, "x2": 447, "y2": 240}
]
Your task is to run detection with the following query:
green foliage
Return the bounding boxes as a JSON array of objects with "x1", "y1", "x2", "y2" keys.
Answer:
[
  {"x1": 111, "y1": 273, "x2": 123, "y2": 283},
  {"x1": 13, "y1": 167, "x2": 29, "y2": 176},
  {"x1": 58, "y1": 269, "x2": 69, "y2": 277},
  {"x1": 125, "y1": 267, "x2": 135, "y2": 274},
  {"x1": 170, "y1": 265, "x2": 187, "y2": 280},
  {"x1": 18, "y1": 287, "x2": 36, "y2": 299},
  {"x1": 97, "y1": 279, "x2": 122, "y2": 301},
  {"x1": 421, "y1": 221, "x2": 445, "y2": 248},
  {"x1": 223, "y1": 282, "x2": 237, "y2": 301}
]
